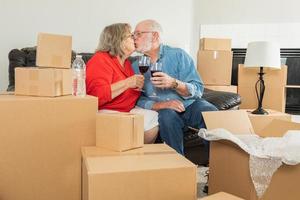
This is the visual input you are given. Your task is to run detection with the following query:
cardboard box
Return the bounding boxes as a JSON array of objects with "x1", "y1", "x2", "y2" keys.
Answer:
[
  {"x1": 36, "y1": 32, "x2": 72, "y2": 68},
  {"x1": 238, "y1": 65, "x2": 287, "y2": 112},
  {"x1": 82, "y1": 144, "x2": 197, "y2": 200},
  {"x1": 205, "y1": 85, "x2": 237, "y2": 93},
  {"x1": 96, "y1": 113, "x2": 144, "y2": 152},
  {"x1": 238, "y1": 85, "x2": 286, "y2": 112},
  {"x1": 0, "y1": 95, "x2": 97, "y2": 200},
  {"x1": 246, "y1": 109, "x2": 291, "y2": 136},
  {"x1": 15, "y1": 67, "x2": 72, "y2": 97},
  {"x1": 203, "y1": 110, "x2": 300, "y2": 200},
  {"x1": 200, "y1": 38, "x2": 232, "y2": 51},
  {"x1": 197, "y1": 50, "x2": 232, "y2": 85},
  {"x1": 202, "y1": 192, "x2": 244, "y2": 200}
]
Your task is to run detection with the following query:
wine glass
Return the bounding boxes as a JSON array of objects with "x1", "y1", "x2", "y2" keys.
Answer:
[
  {"x1": 138, "y1": 56, "x2": 150, "y2": 75},
  {"x1": 149, "y1": 61, "x2": 162, "y2": 98}
]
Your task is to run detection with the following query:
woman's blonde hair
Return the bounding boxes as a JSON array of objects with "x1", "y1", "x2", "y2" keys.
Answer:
[{"x1": 95, "y1": 23, "x2": 131, "y2": 58}]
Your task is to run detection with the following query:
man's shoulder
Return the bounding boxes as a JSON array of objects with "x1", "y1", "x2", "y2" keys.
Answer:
[
  {"x1": 163, "y1": 45, "x2": 189, "y2": 57},
  {"x1": 163, "y1": 45, "x2": 184, "y2": 53}
]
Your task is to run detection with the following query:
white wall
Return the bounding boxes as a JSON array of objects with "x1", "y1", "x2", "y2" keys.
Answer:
[
  {"x1": 0, "y1": 0, "x2": 195, "y2": 92},
  {"x1": 196, "y1": 0, "x2": 300, "y2": 24}
]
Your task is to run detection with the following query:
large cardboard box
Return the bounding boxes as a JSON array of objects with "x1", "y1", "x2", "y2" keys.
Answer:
[
  {"x1": 200, "y1": 38, "x2": 232, "y2": 51},
  {"x1": 203, "y1": 110, "x2": 300, "y2": 200},
  {"x1": 96, "y1": 113, "x2": 144, "y2": 152},
  {"x1": 36, "y1": 32, "x2": 72, "y2": 68},
  {"x1": 82, "y1": 144, "x2": 197, "y2": 200},
  {"x1": 202, "y1": 192, "x2": 244, "y2": 200},
  {"x1": 197, "y1": 50, "x2": 233, "y2": 85},
  {"x1": 15, "y1": 67, "x2": 72, "y2": 97},
  {"x1": 238, "y1": 65, "x2": 287, "y2": 112},
  {"x1": 0, "y1": 94, "x2": 97, "y2": 200},
  {"x1": 205, "y1": 85, "x2": 237, "y2": 93}
]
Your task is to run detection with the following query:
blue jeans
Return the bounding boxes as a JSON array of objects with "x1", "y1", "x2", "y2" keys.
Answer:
[{"x1": 158, "y1": 98, "x2": 218, "y2": 154}]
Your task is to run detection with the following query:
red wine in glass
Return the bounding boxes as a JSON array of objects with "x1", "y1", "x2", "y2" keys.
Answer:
[
  {"x1": 139, "y1": 65, "x2": 149, "y2": 75},
  {"x1": 150, "y1": 70, "x2": 162, "y2": 77}
]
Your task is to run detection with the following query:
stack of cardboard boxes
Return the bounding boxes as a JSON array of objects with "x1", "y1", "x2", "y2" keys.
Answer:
[
  {"x1": 197, "y1": 38, "x2": 237, "y2": 93},
  {"x1": 82, "y1": 112, "x2": 197, "y2": 200},
  {"x1": 15, "y1": 33, "x2": 72, "y2": 97},
  {"x1": 0, "y1": 33, "x2": 98, "y2": 200}
]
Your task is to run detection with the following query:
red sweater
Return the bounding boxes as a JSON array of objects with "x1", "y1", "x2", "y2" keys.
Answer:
[{"x1": 86, "y1": 52, "x2": 140, "y2": 112}]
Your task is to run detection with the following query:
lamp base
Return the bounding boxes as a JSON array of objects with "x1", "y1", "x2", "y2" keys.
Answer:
[{"x1": 251, "y1": 108, "x2": 268, "y2": 115}]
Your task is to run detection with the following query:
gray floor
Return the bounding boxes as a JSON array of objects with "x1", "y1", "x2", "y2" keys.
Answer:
[{"x1": 197, "y1": 166, "x2": 208, "y2": 199}]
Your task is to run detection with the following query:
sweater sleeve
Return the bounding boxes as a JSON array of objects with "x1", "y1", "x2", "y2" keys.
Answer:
[{"x1": 86, "y1": 56, "x2": 113, "y2": 107}]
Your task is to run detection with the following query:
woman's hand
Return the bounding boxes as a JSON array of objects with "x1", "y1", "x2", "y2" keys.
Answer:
[{"x1": 126, "y1": 75, "x2": 144, "y2": 90}]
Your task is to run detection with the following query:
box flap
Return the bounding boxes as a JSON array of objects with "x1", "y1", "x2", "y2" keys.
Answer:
[
  {"x1": 203, "y1": 110, "x2": 254, "y2": 135},
  {"x1": 82, "y1": 144, "x2": 176, "y2": 158},
  {"x1": 260, "y1": 119, "x2": 300, "y2": 137},
  {"x1": 203, "y1": 192, "x2": 244, "y2": 200},
  {"x1": 85, "y1": 153, "x2": 195, "y2": 174}
]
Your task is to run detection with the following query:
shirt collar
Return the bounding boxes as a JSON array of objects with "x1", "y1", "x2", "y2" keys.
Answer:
[{"x1": 157, "y1": 44, "x2": 165, "y2": 61}]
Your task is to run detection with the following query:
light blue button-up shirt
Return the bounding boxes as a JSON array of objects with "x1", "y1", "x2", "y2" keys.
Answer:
[{"x1": 132, "y1": 44, "x2": 204, "y2": 110}]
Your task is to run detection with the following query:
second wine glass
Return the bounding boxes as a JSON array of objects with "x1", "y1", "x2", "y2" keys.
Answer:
[{"x1": 150, "y1": 61, "x2": 162, "y2": 98}]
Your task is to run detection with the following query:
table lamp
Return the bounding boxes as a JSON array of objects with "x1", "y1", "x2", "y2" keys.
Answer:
[{"x1": 244, "y1": 41, "x2": 281, "y2": 115}]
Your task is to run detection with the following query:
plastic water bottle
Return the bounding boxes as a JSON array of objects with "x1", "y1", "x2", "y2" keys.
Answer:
[{"x1": 72, "y1": 55, "x2": 86, "y2": 97}]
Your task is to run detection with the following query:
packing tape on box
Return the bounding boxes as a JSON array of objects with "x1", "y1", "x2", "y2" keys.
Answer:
[
  {"x1": 213, "y1": 51, "x2": 218, "y2": 59},
  {"x1": 132, "y1": 117, "x2": 138, "y2": 147},
  {"x1": 29, "y1": 70, "x2": 39, "y2": 81},
  {"x1": 54, "y1": 70, "x2": 63, "y2": 95}
]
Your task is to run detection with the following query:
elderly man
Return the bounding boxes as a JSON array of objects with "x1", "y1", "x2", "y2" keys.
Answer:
[{"x1": 132, "y1": 19, "x2": 218, "y2": 154}]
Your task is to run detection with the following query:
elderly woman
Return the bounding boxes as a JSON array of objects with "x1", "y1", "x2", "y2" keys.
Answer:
[{"x1": 86, "y1": 23, "x2": 158, "y2": 143}]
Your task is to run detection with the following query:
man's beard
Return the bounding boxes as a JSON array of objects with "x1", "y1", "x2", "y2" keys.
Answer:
[{"x1": 136, "y1": 36, "x2": 152, "y2": 53}]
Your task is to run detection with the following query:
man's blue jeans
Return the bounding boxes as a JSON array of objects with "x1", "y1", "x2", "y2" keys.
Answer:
[{"x1": 158, "y1": 98, "x2": 218, "y2": 154}]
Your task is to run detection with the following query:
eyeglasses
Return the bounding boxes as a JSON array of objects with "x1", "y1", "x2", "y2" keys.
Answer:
[{"x1": 133, "y1": 31, "x2": 154, "y2": 39}]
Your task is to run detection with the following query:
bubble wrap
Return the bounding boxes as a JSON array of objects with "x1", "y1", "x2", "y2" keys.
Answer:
[{"x1": 198, "y1": 128, "x2": 300, "y2": 199}]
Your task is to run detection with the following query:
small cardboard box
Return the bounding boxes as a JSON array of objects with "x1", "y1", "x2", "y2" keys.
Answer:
[
  {"x1": 15, "y1": 67, "x2": 72, "y2": 97},
  {"x1": 205, "y1": 85, "x2": 237, "y2": 93},
  {"x1": 202, "y1": 192, "x2": 244, "y2": 200},
  {"x1": 197, "y1": 50, "x2": 232, "y2": 85},
  {"x1": 203, "y1": 110, "x2": 300, "y2": 200},
  {"x1": 96, "y1": 113, "x2": 144, "y2": 152},
  {"x1": 82, "y1": 144, "x2": 197, "y2": 200},
  {"x1": 200, "y1": 38, "x2": 232, "y2": 51},
  {"x1": 0, "y1": 95, "x2": 97, "y2": 200},
  {"x1": 36, "y1": 32, "x2": 72, "y2": 68}
]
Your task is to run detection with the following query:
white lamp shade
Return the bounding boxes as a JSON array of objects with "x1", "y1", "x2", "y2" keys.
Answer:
[{"x1": 244, "y1": 41, "x2": 281, "y2": 69}]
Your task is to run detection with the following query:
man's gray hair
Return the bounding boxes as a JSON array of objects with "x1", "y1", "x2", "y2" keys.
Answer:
[{"x1": 146, "y1": 20, "x2": 163, "y2": 42}]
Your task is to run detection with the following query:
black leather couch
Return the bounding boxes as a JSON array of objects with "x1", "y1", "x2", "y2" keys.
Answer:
[{"x1": 7, "y1": 47, "x2": 241, "y2": 166}]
